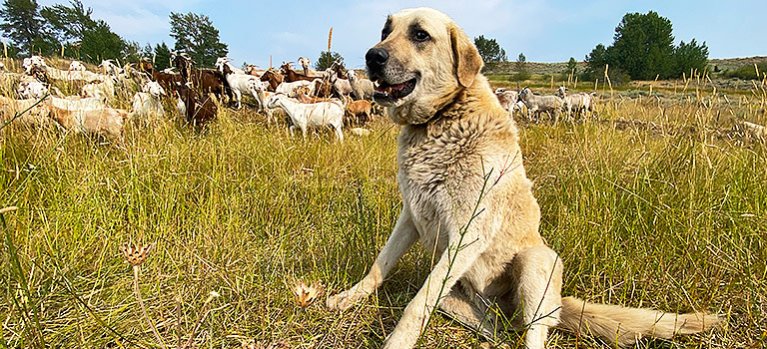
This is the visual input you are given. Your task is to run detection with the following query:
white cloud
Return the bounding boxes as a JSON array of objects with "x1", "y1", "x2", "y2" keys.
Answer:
[{"x1": 37, "y1": 0, "x2": 202, "y2": 43}]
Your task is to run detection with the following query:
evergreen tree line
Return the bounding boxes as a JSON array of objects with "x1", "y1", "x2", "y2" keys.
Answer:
[
  {"x1": 473, "y1": 11, "x2": 712, "y2": 82},
  {"x1": 582, "y1": 11, "x2": 709, "y2": 82},
  {"x1": 0, "y1": 0, "x2": 228, "y2": 67}
]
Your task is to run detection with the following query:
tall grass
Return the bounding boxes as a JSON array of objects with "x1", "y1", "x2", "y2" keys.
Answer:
[{"x1": 0, "y1": 79, "x2": 765, "y2": 348}]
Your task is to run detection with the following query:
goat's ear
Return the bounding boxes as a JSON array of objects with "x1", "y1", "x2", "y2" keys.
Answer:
[{"x1": 449, "y1": 24, "x2": 483, "y2": 88}]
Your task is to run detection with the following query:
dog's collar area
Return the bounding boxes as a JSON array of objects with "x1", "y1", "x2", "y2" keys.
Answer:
[{"x1": 413, "y1": 87, "x2": 468, "y2": 127}]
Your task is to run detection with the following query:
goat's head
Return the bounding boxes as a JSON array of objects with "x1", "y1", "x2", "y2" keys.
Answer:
[
  {"x1": 280, "y1": 62, "x2": 294, "y2": 74},
  {"x1": 518, "y1": 87, "x2": 531, "y2": 101},
  {"x1": 265, "y1": 93, "x2": 285, "y2": 109},
  {"x1": 69, "y1": 61, "x2": 85, "y2": 71},
  {"x1": 143, "y1": 81, "x2": 166, "y2": 97},
  {"x1": 138, "y1": 59, "x2": 154, "y2": 73},
  {"x1": 173, "y1": 54, "x2": 193, "y2": 83}
]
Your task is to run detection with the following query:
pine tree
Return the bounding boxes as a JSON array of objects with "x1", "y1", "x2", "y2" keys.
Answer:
[
  {"x1": 169, "y1": 12, "x2": 228, "y2": 67},
  {"x1": 40, "y1": 0, "x2": 125, "y2": 62},
  {"x1": 673, "y1": 39, "x2": 709, "y2": 77},
  {"x1": 586, "y1": 11, "x2": 708, "y2": 81},
  {"x1": 315, "y1": 51, "x2": 343, "y2": 71},
  {"x1": 611, "y1": 11, "x2": 675, "y2": 80},
  {"x1": 154, "y1": 42, "x2": 172, "y2": 70},
  {"x1": 565, "y1": 57, "x2": 578, "y2": 75},
  {"x1": 40, "y1": 0, "x2": 94, "y2": 43},
  {"x1": 79, "y1": 20, "x2": 124, "y2": 62},
  {"x1": 122, "y1": 41, "x2": 142, "y2": 63},
  {"x1": 0, "y1": 0, "x2": 45, "y2": 54},
  {"x1": 474, "y1": 35, "x2": 507, "y2": 63},
  {"x1": 512, "y1": 53, "x2": 529, "y2": 81}
]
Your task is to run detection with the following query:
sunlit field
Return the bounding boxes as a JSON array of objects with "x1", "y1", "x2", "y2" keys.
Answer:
[{"x1": 1, "y1": 58, "x2": 766, "y2": 349}]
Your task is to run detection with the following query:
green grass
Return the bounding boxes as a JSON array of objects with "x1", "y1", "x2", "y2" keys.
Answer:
[{"x1": 1, "y1": 78, "x2": 766, "y2": 348}]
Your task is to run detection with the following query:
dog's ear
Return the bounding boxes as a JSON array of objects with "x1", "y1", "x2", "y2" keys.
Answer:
[{"x1": 450, "y1": 24, "x2": 483, "y2": 88}]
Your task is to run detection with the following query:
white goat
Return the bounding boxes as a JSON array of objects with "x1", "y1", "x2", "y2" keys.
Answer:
[
  {"x1": 51, "y1": 96, "x2": 106, "y2": 111},
  {"x1": 556, "y1": 86, "x2": 595, "y2": 120},
  {"x1": 0, "y1": 95, "x2": 54, "y2": 129},
  {"x1": 494, "y1": 88, "x2": 524, "y2": 116},
  {"x1": 297, "y1": 57, "x2": 311, "y2": 75},
  {"x1": 131, "y1": 81, "x2": 166, "y2": 122},
  {"x1": 215, "y1": 57, "x2": 244, "y2": 74},
  {"x1": 23, "y1": 56, "x2": 47, "y2": 73},
  {"x1": 275, "y1": 80, "x2": 318, "y2": 98},
  {"x1": 329, "y1": 71, "x2": 353, "y2": 98},
  {"x1": 17, "y1": 80, "x2": 48, "y2": 99},
  {"x1": 518, "y1": 87, "x2": 565, "y2": 123},
  {"x1": 216, "y1": 57, "x2": 267, "y2": 110},
  {"x1": 347, "y1": 70, "x2": 375, "y2": 100},
  {"x1": 81, "y1": 76, "x2": 116, "y2": 100},
  {"x1": 99, "y1": 60, "x2": 124, "y2": 76},
  {"x1": 265, "y1": 94, "x2": 345, "y2": 141},
  {"x1": 68, "y1": 61, "x2": 87, "y2": 71}
]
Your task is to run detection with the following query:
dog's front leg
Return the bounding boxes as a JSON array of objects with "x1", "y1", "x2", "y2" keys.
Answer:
[
  {"x1": 327, "y1": 208, "x2": 418, "y2": 311},
  {"x1": 382, "y1": 230, "x2": 487, "y2": 349}
]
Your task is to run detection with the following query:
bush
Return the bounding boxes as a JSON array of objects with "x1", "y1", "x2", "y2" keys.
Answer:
[
  {"x1": 510, "y1": 71, "x2": 531, "y2": 82},
  {"x1": 724, "y1": 63, "x2": 767, "y2": 80},
  {"x1": 580, "y1": 66, "x2": 631, "y2": 86}
]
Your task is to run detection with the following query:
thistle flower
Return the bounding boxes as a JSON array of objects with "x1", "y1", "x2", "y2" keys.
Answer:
[
  {"x1": 120, "y1": 242, "x2": 154, "y2": 266},
  {"x1": 292, "y1": 281, "x2": 323, "y2": 308}
]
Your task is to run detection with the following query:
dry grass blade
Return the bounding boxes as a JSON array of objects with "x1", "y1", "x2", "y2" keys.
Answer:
[{"x1": 0, "y1": 206, "x2": 18, "y2": 214}]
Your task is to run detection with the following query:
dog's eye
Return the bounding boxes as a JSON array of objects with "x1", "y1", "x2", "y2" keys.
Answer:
[
  {"x1": 413, "y1": 30, "x2": 430, "y2": 42},
  {"x1": 381, "y1": 30, "x2": 390, "y2": 41}
]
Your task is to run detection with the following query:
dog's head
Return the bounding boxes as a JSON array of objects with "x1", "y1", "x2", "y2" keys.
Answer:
[{"x1": 366, "y1": 8, "x2": 483, "y2": 124}]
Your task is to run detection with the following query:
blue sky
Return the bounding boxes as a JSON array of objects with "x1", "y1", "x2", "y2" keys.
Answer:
[{"x1": 33, "y1": 0, "x2": 767, "y2": 69}]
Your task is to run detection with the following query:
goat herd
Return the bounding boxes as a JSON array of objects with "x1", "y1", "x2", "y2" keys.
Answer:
[
  {"x1": 0, "y1": 52, "x2": 597, "y2": 145},
  {"x1": 496, "y1": 87, "x2": 597, "y2": 123}
]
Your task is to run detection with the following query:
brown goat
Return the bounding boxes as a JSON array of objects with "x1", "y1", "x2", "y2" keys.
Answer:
[
  {"x1": 139, "y1": 60, "x2": 182, "y2": 94},
  {"x1": 294, "y1": 85, "x2": 333, "y2": 104},
  {"x1": 174, "y1": 54, "x2": 218, "y2": 128},
  {"x1": 280, "y1": 63, "x2": 317, "y2": 83},
  {"x1": 346, "y1": 99, "x2": 373, "y2": 126},
  {"x1": 260, "y1": 69, "x2": 283, "y2": 92}
]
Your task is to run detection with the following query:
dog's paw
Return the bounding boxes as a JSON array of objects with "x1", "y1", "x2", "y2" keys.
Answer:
[{"x1": 326, "y1": 289, "x2": 364, "y2": 311}]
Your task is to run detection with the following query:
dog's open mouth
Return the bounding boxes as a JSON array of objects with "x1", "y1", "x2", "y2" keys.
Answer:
[{"x1": 374, "y1": 77, "x2": 417, "y2": 102}]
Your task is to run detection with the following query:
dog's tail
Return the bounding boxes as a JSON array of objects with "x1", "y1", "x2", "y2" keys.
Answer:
[{"x1": 557, "y1": 296, "x2": 721, "y2": 347}]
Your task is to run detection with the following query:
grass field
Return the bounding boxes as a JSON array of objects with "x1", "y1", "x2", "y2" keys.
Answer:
[{"x1": 1, "y1": 73, "x2": 767, "y2": 348}]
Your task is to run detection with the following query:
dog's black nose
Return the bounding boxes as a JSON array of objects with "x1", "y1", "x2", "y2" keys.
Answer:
[{"x1": 366, "y1": 48, "x2": 389, "y2": 70}]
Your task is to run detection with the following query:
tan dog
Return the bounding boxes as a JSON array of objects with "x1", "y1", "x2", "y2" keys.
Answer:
[{"x1": 326, "y1": 7, "x2": 720, "y2": 349}]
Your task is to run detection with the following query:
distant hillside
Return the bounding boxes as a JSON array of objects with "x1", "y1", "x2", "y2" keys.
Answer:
[
  {"x1": 483, "y1": 56, "x2": 767, "y2": 77},
  {"x1": 483, "y1": 61, "x2": 587, "y2": 76},
  {"x1": 709, "y1": 56, "x2": 767, "y2": 72}
]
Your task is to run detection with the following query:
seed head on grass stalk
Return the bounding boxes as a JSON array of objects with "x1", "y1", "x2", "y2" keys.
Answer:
[
  {"x1": 120, "y1": 242, "x2": 166, "y2": 348},
  {"x1": 293, "y1": 281, "x2": 324, "y2": 309}
]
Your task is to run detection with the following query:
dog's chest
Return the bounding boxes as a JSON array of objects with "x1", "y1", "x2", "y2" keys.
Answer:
[{"x1": 397, "y1": 124, "x2": 484, "y2": 248}]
